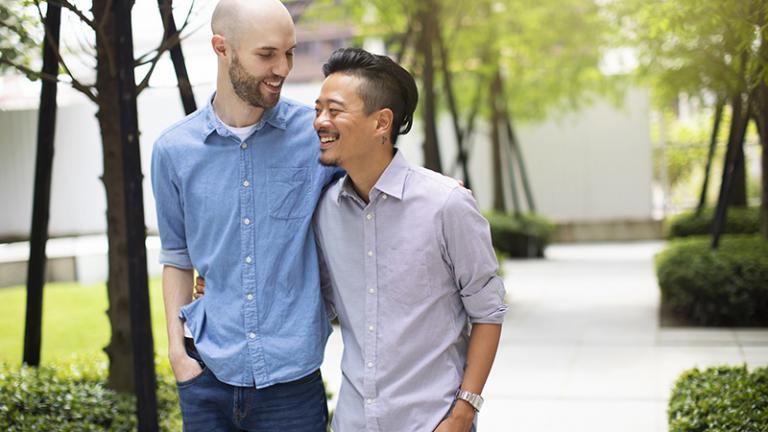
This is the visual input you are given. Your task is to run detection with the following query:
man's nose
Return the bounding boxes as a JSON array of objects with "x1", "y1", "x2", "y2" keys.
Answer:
[
  {"x1": 313, "y1": 111, "x2": 328, "y2": 131},
  {"x1": 273, "y1": 54, "x2": 292, "y2": 78}
]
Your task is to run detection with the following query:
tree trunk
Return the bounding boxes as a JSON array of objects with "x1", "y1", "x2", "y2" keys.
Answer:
[
  {"x1": 712, "y1": 92, "x2": 752, "y2": 249},
  {"x1": 731, "y1": 138, "x2": 748, "y2": 207},
  {"x1": 93, "y1": 0, "x2": 135, "y2": 393},
  {"x1": 504, "y1": 109, "x2": 535, "y2": 213},
  {"x1": 727, "y1": 95, "x2": 749, "y2": 207},
  {"x1": 417, "y1": 0, "x2": 442, "y2": 173},
  {"x1": 758, "y1": 115, "x2": 768, "y2": 239},
  {"x1": 435, "y1": 21, "x2": 470, "y2": 188},
  {"x1": 754, "y1": 26, "x2": 768, "y2": 239},
  {"x1": 490, "y1": 69, "x2": 504, "y2": 212},
  {"x1": 158, "y1": 0, "x2": 197, "y2": 115},
  {"x1": 752, "y1": 84, "x2": 768, "y2": 239},
  {"x1": 696, "y1": 98, "x2": 724, "y2": 214},
  {"x1": 23, "y1": 2, "x2": 61, "y2": 367},
  {"x1": 762, "y1": 124, "x2": 768, "y2": 239}
]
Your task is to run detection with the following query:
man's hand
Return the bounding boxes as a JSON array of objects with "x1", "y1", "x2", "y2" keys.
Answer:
[
  {"x1": 170, "y1": 352, "x2": 204, "y2": 383},
  {"x1": 434, "y1": 400, "x2": 475, "y2": 432},
  {"x1": 193, "y1": 276, "x2": 206, "y2": 299}
]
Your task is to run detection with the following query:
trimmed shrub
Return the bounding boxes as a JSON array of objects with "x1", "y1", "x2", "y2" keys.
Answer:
[
  {"x1": 485, "y1": 212, "x2": 555, "y2": 258},
  {"x1": 666, "y1": 207, "x2": 760, "y2": 239},
  {"x1": 655, "y1": 235, "x2": 768, "y2": 326},
  {"x1": 668, "y1": 365, "x2": 768, "y2": 432},
  {"x1": 0, "y1": 356, "x2": 182, "y2": 431}
]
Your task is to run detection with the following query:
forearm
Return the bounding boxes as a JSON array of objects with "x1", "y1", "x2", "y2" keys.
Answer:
[
  {"x1": 450, "y1": 323, "x2": 502, "y2": 422},
  {"x1": 162, "y1": 265, "x2": 194, "y2": 361},
  {"x1": 461, "y1": 323, "x2": 502, "y2": 394}
]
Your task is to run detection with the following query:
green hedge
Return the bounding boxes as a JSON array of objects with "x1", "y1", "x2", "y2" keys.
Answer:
[
  {"x1": 484, "y1": 212, "x2": 555, "y2": 258},
  {"x1": 669, "y1": 365, "x2": 768, "y2": 432},
  {"x1": 0, "y1": 357, "x2": 182, "y2": 431},
  {"x1": 666, "y1": 207, "x2": 760, "y2": 239},
  {"x1": 655, "y1": 235, "x2": 768, "y2": 326}
]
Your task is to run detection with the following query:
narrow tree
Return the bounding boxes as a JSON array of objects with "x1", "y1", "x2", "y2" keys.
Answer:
[{"x1": 1, "y1": 0, "x2": 197, "y2": 392}]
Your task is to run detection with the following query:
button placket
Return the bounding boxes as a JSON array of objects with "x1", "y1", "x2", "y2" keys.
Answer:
[
  {"x1": 239, "y1": 130, "x2": 265, "y2": 384},
  {"x1": 362, "y1": 202, "x2": 379, "y2": 403}
]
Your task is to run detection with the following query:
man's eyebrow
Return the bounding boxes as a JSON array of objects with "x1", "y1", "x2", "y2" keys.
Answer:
[
  {"x1": 256, "y1": 45, "x2": 297, "y2": 51},
  {"x1": 315, "y1": 98, "x2": 347, "y2": 107}
]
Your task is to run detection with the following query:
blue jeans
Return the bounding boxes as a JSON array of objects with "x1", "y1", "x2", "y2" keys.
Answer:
[{"x1": 177, "y1": 339, "x2": 329, "y2": 431}]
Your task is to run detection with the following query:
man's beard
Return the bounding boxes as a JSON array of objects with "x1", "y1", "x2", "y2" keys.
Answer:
[
  {"x1": 229, "y1": 55, "x2": 279, "y2": 109},
  {"x1": 318, "y1": 150, "x2": 339, "y2": 167}
]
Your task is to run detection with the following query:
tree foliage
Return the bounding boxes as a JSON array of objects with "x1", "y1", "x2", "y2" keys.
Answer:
[
  {"x1": 306, "y1": 0, "x2": 617, "y2": 123},
  {"x1": 615, "y1": 0, "x2": 768, "y2": 237},
  {"x1": 0, "y1": 1, "x2": 41, "y2": 74}
]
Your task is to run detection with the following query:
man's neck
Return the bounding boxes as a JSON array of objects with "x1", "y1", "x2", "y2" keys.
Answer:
[
  {"x1": 345, "y1": 150, "x2": 395, "y2": 204},
  {"x1": 213, "y1": 84, "x2": 265, "y2": 128}
]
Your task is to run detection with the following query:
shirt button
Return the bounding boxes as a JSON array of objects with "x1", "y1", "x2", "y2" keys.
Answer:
[
  {"x1": 368, "y1": 288, "x2": 375, "y2": 294},
  {"x1": 367, "y1": 250, "x2": 373, "y2": 257},
  {"x1": 244, "y1": 218, "x2": 251, "y2": 225},
  {"x1": 248, "y1": 332, "x2": 256, "y2": 339},
  {"x1": 243, "y1": 179, "x2": 250, "y2": 187},
  {"x1": 367, "y1": 361, "x2": 374, "y2": 368},
  {"x1": 245, "y1": 256, "x2": 252, "y2": 264},
  {"x1": 240, "y1": 142, "x2": 248, "y2": 149},
  {"x1": 366, "y1": 213, "x2": 373, "y2": 220},
  {"x1": 246, "y1": 293, "x2": 253, "y2": 301},
  {"x1": 382, "y1": 195, "x2": 388, "y2": 200},
  {"x1": 368, "y1": 325, "x2": 374, "y2": 332},
  {"x1": 366, "y1": 399, "x2": 373, "y2": 405}
]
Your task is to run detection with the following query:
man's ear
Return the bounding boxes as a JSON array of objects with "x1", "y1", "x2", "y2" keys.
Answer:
[
  {"x1": 211, "y1": 34, "x2": 228, "y2": 57},
  {"x1": 376, "y1": 108, "x2": 394, "y2": 141}
]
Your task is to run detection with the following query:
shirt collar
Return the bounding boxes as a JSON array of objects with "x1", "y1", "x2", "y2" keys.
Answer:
[
  {"x1": 202, "y1": 93, "x2": 288, "y2": 142},
  {"x1": 333, "y1": 149, "x2": 410, "y2": 204}
]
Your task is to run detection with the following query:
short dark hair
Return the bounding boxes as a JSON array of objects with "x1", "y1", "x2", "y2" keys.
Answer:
[{"x1": 322, "y1": 48, "x2": 418, "y2": 144}]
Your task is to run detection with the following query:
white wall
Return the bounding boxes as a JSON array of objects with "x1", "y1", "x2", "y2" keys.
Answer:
[
  {"x1": 394, "y1": 87, "x2": 654, "y2": 223},
  {"x1": 516, "y1": 88, "x2": 653, "y2": 222},
  {"x1": 0, "y1": 84, "x2": 213, "y2": 239}
]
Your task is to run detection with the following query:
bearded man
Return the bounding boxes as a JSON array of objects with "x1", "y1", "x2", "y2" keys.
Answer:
[{"x1": 151, "y1": 0, "x2": 340, "y2": 430}]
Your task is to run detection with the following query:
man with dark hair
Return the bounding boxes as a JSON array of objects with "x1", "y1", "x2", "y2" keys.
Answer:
[{"x1": 313, "y1": 48, "x2": 507, "y2": 431}]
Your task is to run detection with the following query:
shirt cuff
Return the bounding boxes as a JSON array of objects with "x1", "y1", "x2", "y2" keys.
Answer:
[
  {"x1": 463, "y1": 276, "x2": 508, "y2": 324},
  {"x1": 159, "y1": 248, "x2": 193, "y2": 269}
]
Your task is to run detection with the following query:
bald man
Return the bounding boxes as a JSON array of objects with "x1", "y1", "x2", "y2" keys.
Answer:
[{"x1": 151, "y1": 1, "x2": 340, "y2": 430}]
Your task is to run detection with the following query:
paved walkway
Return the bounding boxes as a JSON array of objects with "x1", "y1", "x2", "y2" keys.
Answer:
[{"x1": 320, "y1": 241, "x2": 768, "y2": 431}]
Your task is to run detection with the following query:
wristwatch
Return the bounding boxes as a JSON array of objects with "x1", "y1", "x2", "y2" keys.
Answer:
[{"x1": 455, "y1": 388, "x2": 484, "y2": 412}]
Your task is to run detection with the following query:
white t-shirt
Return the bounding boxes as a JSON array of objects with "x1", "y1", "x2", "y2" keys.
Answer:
[{"x1": 216, "y1": 110, "x2": 258, "y2": 142}]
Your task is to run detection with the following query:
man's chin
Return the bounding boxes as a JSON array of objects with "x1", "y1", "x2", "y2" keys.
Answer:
[
  {"x1": 318, "y1": 155, "x2": 339, "y2": 167},
  {"x1": 261, "y1": 91, "x2": 280, "y2": 108}
]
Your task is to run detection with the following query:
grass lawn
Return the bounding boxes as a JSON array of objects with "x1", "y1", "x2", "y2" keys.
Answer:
[{"x1": 0, "y1": 279, "x2": 169, "y2": 366}]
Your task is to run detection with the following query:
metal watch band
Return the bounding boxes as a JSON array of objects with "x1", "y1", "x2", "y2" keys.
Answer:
[{"x1": 455, "y1": 389, "x2": 484, "y2": 412}]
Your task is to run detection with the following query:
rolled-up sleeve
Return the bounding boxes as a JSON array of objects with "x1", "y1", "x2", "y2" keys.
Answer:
[
  {"x1": 151, "y1": 140, "x2": 193, "y2": 270},
  {"x1": 440, "y1": 187, "x2": 507, "y2": 324}
]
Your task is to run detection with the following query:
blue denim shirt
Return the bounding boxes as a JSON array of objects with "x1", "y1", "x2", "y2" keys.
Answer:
[{"x1": 151, "y1": 95, "x2": 339, "y2": 387}]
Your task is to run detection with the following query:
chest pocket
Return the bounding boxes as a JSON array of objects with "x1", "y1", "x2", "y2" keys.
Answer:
[
  {"x1": 380, "y1": 245, "x2": 433, "y2": 305},
  {"x1": 267, "y1": 167, "x2": 312, "y2": 219}
]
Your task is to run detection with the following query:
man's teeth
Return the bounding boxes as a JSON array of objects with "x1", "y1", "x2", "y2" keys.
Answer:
[
  {"x1": 265, "y1": 81, "x2": 281, "y2": 87},
  {"x1": 320, "y1": 137, "x2": 336, "y2": 143}
]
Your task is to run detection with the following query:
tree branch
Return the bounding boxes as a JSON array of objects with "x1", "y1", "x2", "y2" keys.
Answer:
[
  {"x1": 0, "y1": 57, "x2": 98, "y2": 103},
  {"x1": 47, "y1": 0, "x2": 96, "y2": 29},
  {"x1": 136, "y1": 0, "x2": 199, "y2": 93},
  {"x1": 34, "y1": 1, "x2": 98, "y2": 103}
]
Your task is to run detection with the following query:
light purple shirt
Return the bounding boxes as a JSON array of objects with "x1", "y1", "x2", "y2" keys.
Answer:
[{"x1": 314, "y1": 150, "x2": 507, "y2": 431}]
